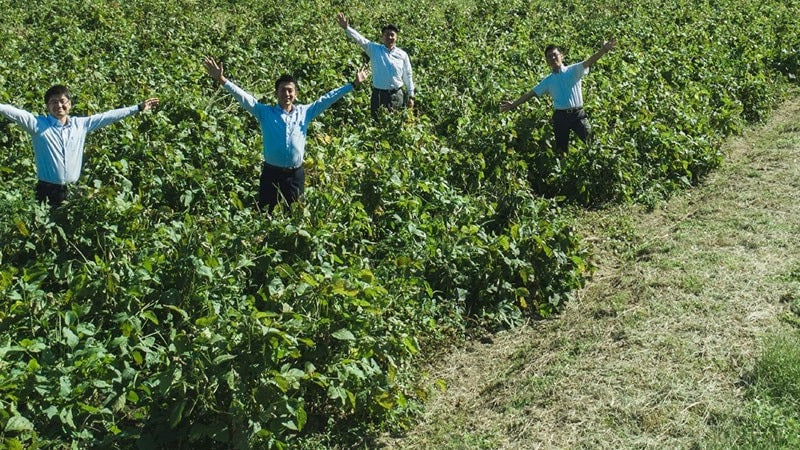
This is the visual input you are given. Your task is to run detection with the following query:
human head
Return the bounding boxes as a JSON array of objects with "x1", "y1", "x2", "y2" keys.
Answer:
[
  {"x1": 381, "y1": 24, "x2": 399, "y2": 49},
  {"x1": 544, "y1": 44, "x2": 564, "y2": 70},
  {"x1": 274, "y1": 74, "x2": 298, "y2": 111},
  {"x1": 44, "y1": 85, "x2": 72, "y2": 119}
]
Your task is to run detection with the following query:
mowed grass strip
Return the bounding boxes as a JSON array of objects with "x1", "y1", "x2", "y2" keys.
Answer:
[{"x1": 384, "y1": 93, "x2": 800, "y2": 449}]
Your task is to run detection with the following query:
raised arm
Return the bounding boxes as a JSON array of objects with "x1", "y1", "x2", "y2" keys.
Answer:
[
  {"x1": 336, "y1": 12, "x2": 370, "y2": 50},
  {"x1": 305, "y1": 66, "x2": 368, "y2": 122},
  {"x1": 204, "y1": 56, "x2": 261, "y2": 116},
  {"x1": 583, "y1": 39, "x2": 617, "y2": 69},
  {"x1": 0, "y1": 103, "x2": 38, "y2": 134},
  {"x1": 500, "y1": 90, "x2": 538, "y2": 112},
  {"x1": 85, "y1": 101, "x2": 155, "y2": 133},
  {"x1": 203, "y1": 56, "x2": 228, "y2": 85}
]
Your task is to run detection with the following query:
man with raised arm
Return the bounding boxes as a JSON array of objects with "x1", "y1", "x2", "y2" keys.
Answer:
[
  {"x1": 202, "y1": 56, "x2": 366, "y2": 211},
  {"x1": 336, "y1": 12, "x2": 415, "y2": 117},
  {"x1": 0, "y1": 85, "x2": 159, "y2": 206},
  {"x1": 501, "y1": 39, "x2": 617, "y2": 153}
]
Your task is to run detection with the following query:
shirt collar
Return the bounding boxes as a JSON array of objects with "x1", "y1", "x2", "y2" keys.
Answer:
[{"x1": 47, "y1": 115, "x2": 71, "y2": 127}]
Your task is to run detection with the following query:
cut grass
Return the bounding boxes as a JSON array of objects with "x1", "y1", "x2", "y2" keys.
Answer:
[
  {"x1": 708, "y1": 331, "x2": 800, "y2": 449},
  {"x1": 384, "y1": 91, "x2": 800, "y2": 449}
]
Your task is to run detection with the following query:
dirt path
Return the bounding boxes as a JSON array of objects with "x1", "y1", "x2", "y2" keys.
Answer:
[{"x1": 384, "y1": 94, "x2": 800, "y2": 449}]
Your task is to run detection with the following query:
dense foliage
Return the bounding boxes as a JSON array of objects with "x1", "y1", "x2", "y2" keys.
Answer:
[{"x1": 0, "y1": 0, "x2": 796, "y2": 447}]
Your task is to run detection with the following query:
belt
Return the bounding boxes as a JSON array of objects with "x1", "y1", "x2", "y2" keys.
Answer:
[
  {"x1": 37, "y1": 180, "x2": 68, "y2": 190},
  {"x1": 263, "y1": 162, "x2": 301, "y2": 173},
  {"x1": 555, "y1": 107, "x2": 584, "y2": 114},
  {"x1": 372, "y1": 86, "x2": 403, "y2": 94}
]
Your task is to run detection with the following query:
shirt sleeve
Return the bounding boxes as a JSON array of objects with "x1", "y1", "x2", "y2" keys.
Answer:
[
  {"x1": 574, "y1": 63, "x2": 589, "y2": 80},
  {"x1": 345, "y1": 26, "x2": 371, "y2": 52},
  {"x1": 84, "y1": 105, "x2": 140, "y2": 133},
  {"x1": 223, "y1": 80, "x2": 262, "y2": 117},
  {"x1": 403, "y1": 53, "x2": 415, "y2": 97},
  {"x1": 305, "y1": 83, "x2": 355, "y2": 123},
  {"x1": 532, "y1": 77, "x2": 549, "y2": 98},
  {"x1": 0, "y1": 103, "x2": 38, "y2": 134}
]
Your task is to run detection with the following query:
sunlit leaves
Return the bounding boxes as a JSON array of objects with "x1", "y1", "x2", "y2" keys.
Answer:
[{"x1": 1, "y1": 0, "x2": 796, "y2": 448}]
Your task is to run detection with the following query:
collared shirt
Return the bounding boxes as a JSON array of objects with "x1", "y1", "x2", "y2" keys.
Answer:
[
  {"x1": 223, "y1": 80, "x2": 354, "y2": 169},
  {"x1": 0, "y1": 104, "x2": 140, "y2": 184},
  {"x1": 344, "y1": 26, "x2": 415, "y2": 97},
  {"x1": 532, "y1": 62, "x2": 589, "y2": 110}
]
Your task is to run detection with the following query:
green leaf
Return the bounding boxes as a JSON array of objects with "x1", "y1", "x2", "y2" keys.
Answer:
[
  {"x1": 79, "y1": 403, "x2": 101, "y2": 414},
  {"x1": 163, "y1": 304, "x2": 189, "y2": 321},
  {"x1": 26, "y1": 358, "x2": 41, "y2": 373},
  {"x1": 4, "y1": 415, "x2": 33, "y2": 432},
  {"x1": 3, "y1": 438, "x2": 25, "y2": 450},
  {"x1": 213, "y1": 354, "x2": 236, "y2": 365},
  {"x1": 296, "y1": 405, "x2": 307, "y2": 430},
  {"x1": 62, "y1": 327, "x2": 79, "y2": 348},
  {"x1": 331, "y1": 329, "x2": 356, "y2": 341},
  {"x1": 112, "y1": 393, "x2": 127, "y2": 413},
  {"x1": 14, "y1": 220, "x2": 29, "y2": 237},
  {"x1": 44, "y1": 406, "x2": 59, "y2": 419},
  {"x1": 19, "y1": 339, "x2": 46, "y2": 353},
  {"x1": 127, "y1": 390, "x2": 140, "y2": 404},
  {"x1": 402, "y1": 336, "x2": 418, "y2": 354},
  {"x1": 375, "y1": 392, "x2": 395, "y2": 410},
  {"x1": 141, "y1": 310, "x2": 159, "y2": 325},
  {"x1": 169, "y1": 399, "x2": 187, "y2": 429},
  {"x1": 59, "y1": 408, "x2": 75, "y2": 428}
]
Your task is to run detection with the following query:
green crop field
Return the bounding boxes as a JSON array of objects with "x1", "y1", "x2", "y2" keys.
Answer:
[{"x1": 1, "y1": 0, "x2": 797, "y2": 448}]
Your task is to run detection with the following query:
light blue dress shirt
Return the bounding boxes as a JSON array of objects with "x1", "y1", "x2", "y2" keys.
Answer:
[
  {"x1": 0, "y1": 104, "x2": 140, "y2": 184},
  {"x1": 344, "y1": 26, "x2": 415, "y2": 97},
  {"x1": 223, "y1": 80, "x2": 354, "y2": 169},
  {"x1": 532, "y1": 63, "x2": 589, "y2": 110}
]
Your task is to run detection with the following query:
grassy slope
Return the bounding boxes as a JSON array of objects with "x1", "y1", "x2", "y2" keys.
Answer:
[{"x1": 385, "y1": 90, "x2": 800, "y2": 448}]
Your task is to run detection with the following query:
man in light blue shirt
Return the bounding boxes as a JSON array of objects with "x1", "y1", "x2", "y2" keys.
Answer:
[
  {"x1": 336, "y1": 12, "x2": 415, "y2": 117},
  {"x1": 501, "y1": 39, "x2": 617, "y2": 153},
  {"x1": 202, "y1": 56, "x2": 366, "y2": 211},
  {"x1": 0, "y1": 85, "x2": 159, "y2": 206}
]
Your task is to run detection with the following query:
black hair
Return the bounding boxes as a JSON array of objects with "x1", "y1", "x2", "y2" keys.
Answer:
[
  {"x1": 274, "y1": 74, "x2": 298, "y2": 91},
  {"x1": 544, "y1": 44, "x2": 560, "y2": 56},
  {"x1": 381, "y1": 24, "x2": 399, "y2": 34},
  {"x1": 44, "y1": 85, "x2": 71, "y2": 104}
]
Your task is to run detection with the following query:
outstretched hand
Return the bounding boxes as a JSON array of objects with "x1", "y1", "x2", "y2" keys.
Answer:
[
  {"x1": 601, "y1": 38, "x2": 618, "y2": 52},
  {"x1": 336, "y1": 12, "x2": 349, "y2": 30},
  {"x1": 584, "y1": 38, "x2": 618, "y2": 68},
  {"x1": 139, "y1": 98, "x2": 159, "y2": 112},
  {"x1": 353, "y1": 64, "x2": 368, "y2": 86},
  {"x1": 500, "y1": 100, "x2": 516, "y2": 112},
  {"x1": 203, "y1": 56, "x2": 227, "y2": 84}
]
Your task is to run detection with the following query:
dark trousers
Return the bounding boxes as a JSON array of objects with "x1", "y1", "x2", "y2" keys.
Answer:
[
  {"x1": 553, "y1": 108, "x2": 592, "y2": 153},
  {"x1": 258, "y1": 162, "x2": 305, "y2": 211},
  {"x1": 36, "y1": 180, "x2": 68, "y2": 207},
  {"x1": 370, "y1": 87, "x2": 405, "y2": 117}
]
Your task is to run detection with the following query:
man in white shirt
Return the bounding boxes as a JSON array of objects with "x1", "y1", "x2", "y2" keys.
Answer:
[
  {"x1": 0, "y1": 85, "x2": 159, "y2": 206},
  {"x1": 336, "y1": 12, "x2": 415, "y2": 118},
  {"x1": 501, "y1": 39, "x2": 617, "y2": 153}
]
